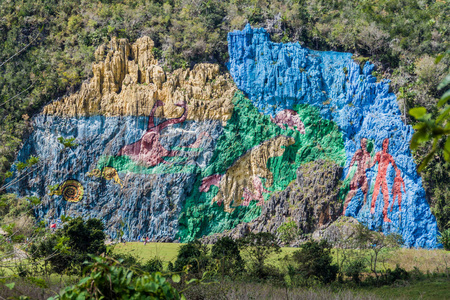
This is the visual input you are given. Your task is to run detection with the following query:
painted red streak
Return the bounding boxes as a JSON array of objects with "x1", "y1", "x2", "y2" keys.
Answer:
[
  {"x1": 391, "y1": 168, "x2": 406, "y2": 212},
  {"x1": 342, "y1": 138, "x2": 371, "y2": 215},
  {"x1": 117, "y1": 100, "x2": 187, "y2": 167},
  {"x1": 199, "y1": 174, "x2": 222, "y2": 193},
  {"x1": 270, "y1": 109, "x2": 305, "y2": 133},
  {"x1": 186, "y1": 132, "x2": 211, "y2": 148}
]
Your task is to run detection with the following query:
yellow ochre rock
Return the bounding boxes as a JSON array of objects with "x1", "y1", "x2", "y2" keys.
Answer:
[
  {"x1": 87, "y1": 167, "x2": 123, "y2": 188},
  {"x1": 43, "y1": 36, "x2": 236, "y2": 122},
  {"x1": 212, "y1": 136, "x2": 295, "y2": 213}
]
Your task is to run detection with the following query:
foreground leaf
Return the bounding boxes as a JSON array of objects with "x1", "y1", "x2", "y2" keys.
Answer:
[{"x1": 409, "y1": 107, "x2": 427, "y2": 119}]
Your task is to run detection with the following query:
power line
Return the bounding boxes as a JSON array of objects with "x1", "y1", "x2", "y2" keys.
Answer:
[
  {"x1": 0, "y1": 83, "x2": 34, "y2": 108},
  {"x1": 0, "y1": 145, "x2": 76, "y2": 192},
  {"x1": 0, "y1": 31, "x2": 41, "y2": 69}
]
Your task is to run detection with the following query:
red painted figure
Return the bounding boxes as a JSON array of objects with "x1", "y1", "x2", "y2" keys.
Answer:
[
  {"x1": 118, "y1": 100, "x2": 187, "y2": 166},
  {"x1": 369, "y1": 138, "x2": 404, "y2": 223},
  {"x1": 342, "y1": 138, "x2": 371, "y2": 215},
  {"x1": 390, "y1": 168, "x2": 406, "y2": 212}
]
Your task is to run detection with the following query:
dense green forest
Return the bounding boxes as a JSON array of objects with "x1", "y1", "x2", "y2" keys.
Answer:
[{"x1": 0, "y1": 0, "x2": 449, "y2": 229}]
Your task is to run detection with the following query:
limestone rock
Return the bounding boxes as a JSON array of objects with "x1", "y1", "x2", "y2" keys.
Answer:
[
  {"x1": 43, "y1": 37, "x2": 236, "y2": 122},
  {"x1": 208, "y1": 135, "x2": 296, "y2": 213},
  {"x1": 9, "y1": 115, "x2": 223, "y2": 241},
  {"x1": 6, "y1": 25, "x2": 440, "y2": 248},
  {"x1": 226, "y1": 24, "x2": 439, "y2": 248},
  {"x1": 201, "y1": 160, "x2": 343, "y2": 244},
  {"x1": 313, "y1": 216, "x2": 361, "y2": 245}
]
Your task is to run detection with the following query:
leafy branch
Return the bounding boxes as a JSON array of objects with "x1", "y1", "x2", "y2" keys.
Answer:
[
  {"x1": 409, "y1": 54, "x2": 450, "y2": 172},
  {"x1": 57, "y1": 137, "x2": 79, "y2": 149}
]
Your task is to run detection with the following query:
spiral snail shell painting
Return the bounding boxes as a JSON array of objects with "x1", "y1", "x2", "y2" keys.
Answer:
[{"x1": 50, "y1": 180, "x2": 84, "y2": 202}]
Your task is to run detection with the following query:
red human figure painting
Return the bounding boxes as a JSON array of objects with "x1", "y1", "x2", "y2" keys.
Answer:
[
  {"x1": 391, "y1": 168, "x2": 406, "y2": 212},
  {"x1": 342, "y1": 138, "x2": 371, "y2": 215},
  {"x1": 117, "y1": 100, "x2": 187, "y2": 166},
  {"x1": 369, "y1": 138, "x2": 405, "y2": 223}
]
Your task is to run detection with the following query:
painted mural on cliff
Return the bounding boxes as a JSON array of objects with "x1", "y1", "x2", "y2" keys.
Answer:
[
  {"x1": 5, "y1": 26, "x2": 439, "y2": 248},
  {"x1": 177, "y1": 94, "x2": 345, "y2": 241},
  {"x1": 227, "y1": 24, "x2": 439, "y2": 248}
]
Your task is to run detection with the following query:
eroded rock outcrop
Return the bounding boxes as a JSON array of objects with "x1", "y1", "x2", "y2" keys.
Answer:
[
  {"x1": 8, "y1": 37, "x2": 235, "y2": 242},
  {"x1": 201, "y1": 160, "x2": 343, "y2": 244},
  {"x1": 205, "y1": 135, "x2": 296, "y2": 213},
  {"x1": 43, "y1": 37, "x2": 235, "y2": 122}
]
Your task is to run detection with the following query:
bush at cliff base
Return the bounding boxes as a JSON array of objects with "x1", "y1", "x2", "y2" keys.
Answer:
[
  {"x1": 30, "y1": 217, "x2": 106, "y2": 275},
  {"x1": 438, "y1": 229, "x2": 450, "y2": 251}
]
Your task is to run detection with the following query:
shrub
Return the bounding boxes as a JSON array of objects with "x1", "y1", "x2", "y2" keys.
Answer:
[
  {"x1": 111, "y1": 252, "x2": 143, "y2": 270},
  {"x1": 15, "y1": 162, "x2": 27, "y2": 172},
  {"x1": 276, "y1": 221, "x2": 301, "y2": 245},
  {"x1": 49, "y1": 256, "x2": 183, "y2": 300},
  {"x1": 379, "y1": 265, "x2": 409, "y2": 285},
  {"x1": 173, "y1": 240, "x2": 210, "y2": 275},
  {"x1": 438, "y1": 229, "x2": 450, "y2": 250},
  {"x1": 67, "y1": 15, "x2": 83, "y2": 33},
  {"x1": 344, "y1": 259, "x2": 366, "y2": 284},
  {"x1": 238, "y1": 232, "x2": 281, "y2": 278},
  {"x1": 143, "y1": 257, "x2": 164, "y2": 273},
  {"x1": 30, "y1": 217, "x2": 106, "y2": 275},
  {"x1": 211, "y1": 236, "x2": 244, "y2": 276},
  {"x1": 57, "y1": 136, "x2": 79, "y2": 149},
  {"x1": 292, "y1": 239, "x2": 338, "y2": 284}
]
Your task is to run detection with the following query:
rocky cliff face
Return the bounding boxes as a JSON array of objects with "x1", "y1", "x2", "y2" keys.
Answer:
[
  {"x1": 227, "y1": 24, "x2": 439, "y2": 248},
  {"x1": 43, "y1": 36, "x2": 235, "y2": 122},
  {"x1": 8, "y1": 37, "x2": 235, "y2": 241},
  {"x1": 201, "y1": 160, "x2": 343, "y2": 244},
  {"x1": 7, "y1": 26, "x2": 440, "y2": 248}
]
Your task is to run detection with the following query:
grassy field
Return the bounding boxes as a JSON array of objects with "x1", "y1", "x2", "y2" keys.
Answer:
[
  {"x1": 182, "y1": 279, "x2": 450, "y2": 300},
  {"x1": 111, "y1": 242, "x2": 450, "y2": 299},
  {"x1": 0, "y1": 242, "x2": 447, "y2": 299},
  {"x1": 365, "y1": 277, "x2": 450, "y2": 300},
  {"x1": 112, "y1": 242, "x2": 182, "y2": 264},
  {"x1": 112, "y1": 242, "x2": 450, "y2": 274},
  {"x1": 384, "y1": 248, "x2": 450, "y2": 273},
  {"x1": 112, "y1": 242, "x2": 299, "y2": 265}
]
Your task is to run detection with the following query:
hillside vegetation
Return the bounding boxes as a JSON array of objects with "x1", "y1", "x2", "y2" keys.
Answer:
[{"x1": 0, "y1": 0, "x2": 449, "y2": 229}]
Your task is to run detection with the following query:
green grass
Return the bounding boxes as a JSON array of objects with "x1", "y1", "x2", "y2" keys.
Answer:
[
  {"x1": 112, "y1": 242, "x2": 182, "y2": 264},
  {"x1": 182, "y1": 278, "x2": 450, "y2": 300},
  {"x1": 113, "y1": 242, "x2": 450, "y2": 284},
  {"x1": 3, "y1": 242, "x2": 449, "y2": 299},
  {"x1": 112, "y1": 242, "x2": 450, "y2": 275},
  {"x1": 112, "y1": 242, "x2": 299, "y2": 265},
  {"x1": 365, "y1": 277, "x2": 450, "y2": 300},
  {"x1": 266, "y1": 246, "x2": 298, "y2": 266}
]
